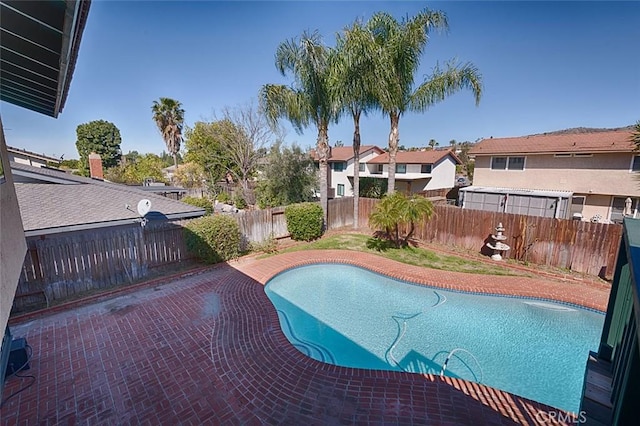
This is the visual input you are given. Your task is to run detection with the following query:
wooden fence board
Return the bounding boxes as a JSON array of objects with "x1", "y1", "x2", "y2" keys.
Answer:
[{"x1": 13, "y1": 222, "x2": 195, "y2": 312}]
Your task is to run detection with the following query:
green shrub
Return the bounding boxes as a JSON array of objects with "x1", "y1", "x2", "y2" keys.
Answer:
[
  {"x1": 184, "y1": 214, "x2": 242, "y2": 263},
  {"x1": 181, "y1": 196, "x2": 213, "y2": 215},
  {"x1": 359, "y1": 177, "x2": 388, "y2": 199},
  {"x1": 234, "y1": 194, "x2": 247, "y2": 209},
  {"x1": 284, "y1": 202, "x2": 324, "y2": 241},
  {"x1": 216, "y1": 191, "x2": 232, "y2": 204}
]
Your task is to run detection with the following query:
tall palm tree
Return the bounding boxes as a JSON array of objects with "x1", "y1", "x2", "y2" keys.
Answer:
[
  {"x1": 152, "y1": 97, "x2": 185, "y2": 169},
  {"x1": 260, "y1": 31, "x2": 338, "y2": 224},
  {"x1": 332, "y1": 21, "x2": 378, "y2": 229},
  {"x1": 366, "y1": 9, "x2": 483, "y2": 193}
]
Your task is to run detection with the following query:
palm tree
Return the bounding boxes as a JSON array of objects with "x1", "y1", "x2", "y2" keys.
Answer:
[
  {"x1": 366, "y1": 9, "x2": 483, "y2": 193},
  {"x1": 151, "y1": 98, "x2": 185, "y2": 169},
  {"x1": 332, "y1": 20, "x2": 378, "y2": 229},
  {"x1": 260, "y1": 31, "x2": 338, "y2": 224},
  {"x1": 402, "y1": 194, "x2": 434, "y2": 244},
  {"x1": 428, "y1": 138, "x2": 439, "y2": 149}
]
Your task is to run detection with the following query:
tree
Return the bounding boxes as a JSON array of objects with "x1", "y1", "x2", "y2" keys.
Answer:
[
  {"x1": 256, "y1": 141, "x2": 317, "y2": 208},
  {"x1": 369, "y1": 192, "x2": 434, "y2": 248},
  {"x1": 366, "y1": 9, "x2": 482, "y2": 194},
  {"x1": 333, "y1": 20, "x2": 378, "y2": 229},
  {"x1": 632, "y1": 120, "x2": 640, "y2": 150},
  {"x1": 75, "y1": 120, "x2": 122, "y2": 175},
  {"x1": 218, "y1": 102, "x2": 274, "y2": 196},
  {"x1": 184, "y1": 121, "x2": 235, "y2": 191},
  {"x1": 104, "y1": 153, "x2": 167, "y2": 185},
  {"x1": 260, "y1": 31, "x2": 338, "y2": 225},
  {"x1": 449, "y1": 139, "x2": 457, "y2": 150},
  {"x1": 428, "y1": 139, "x2": 439, "y2": 149},
  {"x1": 151, "y1": 97, "x2": 185, "y2": 169},
  {"x1": 173, "y1": 162, "x2": 206, "y2": 189}
]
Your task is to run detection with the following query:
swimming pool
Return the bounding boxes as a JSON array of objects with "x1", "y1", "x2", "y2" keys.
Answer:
[{"x1": 264, "y1": 263, "x2": 604, "y2": 413}]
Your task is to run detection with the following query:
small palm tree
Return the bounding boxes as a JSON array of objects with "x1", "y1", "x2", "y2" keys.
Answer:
[
  {"x1": 332, "y1": 20, "x2": 378, "y2": 229},
  {"x1": 428, "y1": 139, "x2": 439, "y2": 149},
  {"x1": 151, "y1": 98, "x2": 185, "y2": 169},
  {"x1": 369, "y1": 192, "x2": 434, "y2": 248},
  {"x1": 366, "y1": 9, "x2": 483, "y2": 194},
  {"x1": 260, "y1": 31, "x2": 338, "y2": 224},
  {"x1": 402, "y1": 195, "x2": 435, "y2": 244},
  {"x1": 369, "y1": 192, "x2": 406, "y2": 247}
]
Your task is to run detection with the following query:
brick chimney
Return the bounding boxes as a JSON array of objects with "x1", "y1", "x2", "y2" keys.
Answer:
[{"x1": 88, "y1": 152, "x2": 104, "y2": 179}]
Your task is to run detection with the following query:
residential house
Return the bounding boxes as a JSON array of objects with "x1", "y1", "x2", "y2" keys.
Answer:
[
  {"x1": 463, "y1": 129, "x2": 638, "y2": 223},
  {"x1": 11, "y1": 162, "x2": 205, "y2": 237},
  {"x1": 6, "y1": 146, "x2": 61, "y2": 168},
  {"x1": 314, "y1": 145, "x2": 460, "y2": 198},
  {"x1": 320, "y1": 145, "x2": 384, "y2": 198},
  {"x1": 0, "y1": 0, "x2": 91, "y2": 394},
  {"x1": 366, "y1": 150, "x2": 461, "y2": 195},
  {"x1": 10, "y1": 162, "x2": 206, "y2": 312}
]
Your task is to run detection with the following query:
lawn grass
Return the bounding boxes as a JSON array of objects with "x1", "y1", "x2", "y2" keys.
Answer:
[{"x1": 267, "y1": 233, "x2": 529, "y2": 276}]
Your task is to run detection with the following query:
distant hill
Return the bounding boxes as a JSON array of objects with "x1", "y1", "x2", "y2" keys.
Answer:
[{"x1": 531, "y1": 125, "x2": 634, "y2": 137}]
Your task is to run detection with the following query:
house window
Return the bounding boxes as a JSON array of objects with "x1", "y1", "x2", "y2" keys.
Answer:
[
  {"x1": 331, "y1": 162, "x2": 346, "y2": 172},
  {"x1": 491, "y1": 157, "x2": 507, "y2": 170},
  {"x1": 574, "y1": 153, "x2": 593, "y2": 158},
  {"x1": 358, "y1": 162, "x2": 365, "y2": 172},
  {"x1": 491, "y1": 156, "x2": 525, "y2": 170},
  {"x1": 337, "y1": 184, "x2": 345, "y2": 196},
  {"x1": 421, "y1": 164, "x2": 432, "y2": 174},
  {"x1": 375, "y1": 164, "x2": 383, "y2": 174},
  {"x1": 395, "y1": 164, "x2": 407, "y2": 174},
  {"x1": 570, "y1": 196, "x2": 586, "y2": 218},
  {"x1": 554, "y1": 153, "x2": 572, "y2": 158},
  {"x1": 632, "y1": 156, "x2": 640, "y2": 172},
  {"x1": 611, "y1": 197, "x2": 637, "y2": 224},
  {"x1": 507, "y1": 156, "x2": 525, "y2": 170}
]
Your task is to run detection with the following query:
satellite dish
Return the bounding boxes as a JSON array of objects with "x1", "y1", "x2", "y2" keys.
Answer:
[{"x1": 137, "y1": 199, "x2": 152, "y2": 216}]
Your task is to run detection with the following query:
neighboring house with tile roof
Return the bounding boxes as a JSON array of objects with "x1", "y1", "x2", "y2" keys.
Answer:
[
  {"x1": 367, "y1": 150, "x2": 461, "y2": 195},
  {"x1": 312, "y1": 145, "x2": 460, "y2": 197},
  {"x1": 465, "y1": 129, "x2": 638, "y2": 222},
  {"x1": 11, "y1": 162, "x2": 206, "y2": 237}
]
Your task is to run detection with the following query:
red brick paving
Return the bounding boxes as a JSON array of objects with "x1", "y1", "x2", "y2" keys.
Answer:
[{"x1": 1, "y1": 250, "x2": 608, "y2": 425}]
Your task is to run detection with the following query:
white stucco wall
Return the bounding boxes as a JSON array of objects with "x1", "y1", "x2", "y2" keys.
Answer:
[
  {"x1": 0, "y1": 124, "x2": 27, "y2": 339},
  {"x1": 472, "y1": 152, "x2": 640, "y2": 222},
  {"x1": 328, "y1": 148, "x2": 382, "y2": 197}
]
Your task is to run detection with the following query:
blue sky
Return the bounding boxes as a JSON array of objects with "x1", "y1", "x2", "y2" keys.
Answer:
[{"x1": 1, "y1": 1, "x2": 639, "y2": 160}]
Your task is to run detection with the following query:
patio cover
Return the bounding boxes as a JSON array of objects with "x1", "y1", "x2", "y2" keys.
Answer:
[{"x1": 0, "y1": 0, "x2": 91, "y2": 117}]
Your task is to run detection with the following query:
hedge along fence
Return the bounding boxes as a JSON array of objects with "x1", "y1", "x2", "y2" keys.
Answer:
[
  {"x1": 234, "y1": 197, "x2": 354, "y2": 243},
  {"x1": 359, "y1": 198, "x2": 622, "y2": 279}
]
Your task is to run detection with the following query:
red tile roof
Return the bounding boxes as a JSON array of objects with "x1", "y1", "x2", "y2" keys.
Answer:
[
  {"x1": 470, "y1": 130, "x2": 635, "y2": 155},
  {"x1": 368, "y1": 150, "x2": 460, "y2": 164},
  {"x1": 312, "y1": 145, "x2": 384, "y2": 161}
]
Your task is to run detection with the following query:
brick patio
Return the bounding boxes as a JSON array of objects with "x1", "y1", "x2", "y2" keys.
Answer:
[{"x1": 1, "y1": 250, "x2": 609, "y2": 425}]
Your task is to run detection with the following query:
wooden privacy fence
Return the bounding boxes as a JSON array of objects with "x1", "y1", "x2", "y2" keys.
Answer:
[
  {"x1": 14, "y1": 222, "x2": 192, "y2": 312},
  {"x1": 358, "y1": 198, "x2": 623, "y2": 279},
  {"x1": 234, "y1": 197, "x2": 355, "y2": 242}
]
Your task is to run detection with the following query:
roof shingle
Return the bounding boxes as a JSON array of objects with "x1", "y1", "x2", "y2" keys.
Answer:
[
  {"x1": 368, "y1": 150, "x2": 460, "y2": 164},
  {"x1": 470, "y1": 130, "x2": 634, "y2": 155}
]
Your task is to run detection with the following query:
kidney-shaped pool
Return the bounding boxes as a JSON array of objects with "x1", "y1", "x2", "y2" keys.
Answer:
[{"x1": 264, "y1": 263, "x2": 604, "y2": 413}]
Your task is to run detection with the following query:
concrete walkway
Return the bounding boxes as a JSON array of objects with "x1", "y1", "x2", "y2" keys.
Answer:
[{"x1": 1, "y1": 250, "x2": 609, "y2": 425}]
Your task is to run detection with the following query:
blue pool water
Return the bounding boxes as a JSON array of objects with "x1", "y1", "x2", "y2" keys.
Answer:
[{"x1": 264, "y1": 264, "x2": 605, "y2": 413}]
